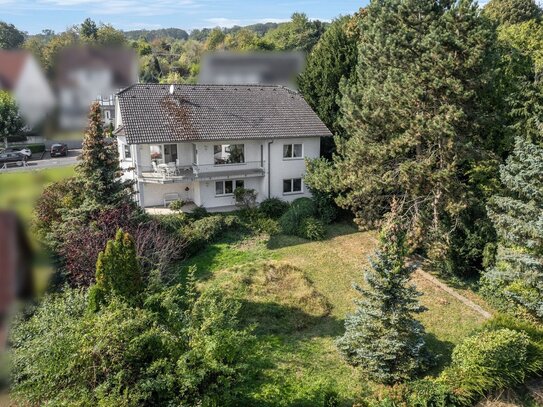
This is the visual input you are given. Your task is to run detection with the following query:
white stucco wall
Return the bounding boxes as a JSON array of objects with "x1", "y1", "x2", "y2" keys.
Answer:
[
  {"x1": 120, "y1": 136, "x2": 322, "y2": 210},
  {"x1": 266, "y1": 137, "x2": 320, "y2": 202},
  {"x1": 13, "y1": 56, "x2": 55, "y2": 127},
  {"x1": 141, "y1": 182, "x2": 194, "y2": 207},
  {"x1": 197, "y1": 177, "x2": 263, "y2": 209}
]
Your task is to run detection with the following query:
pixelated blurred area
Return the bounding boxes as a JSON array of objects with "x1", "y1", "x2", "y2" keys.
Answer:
[
  {"x1": 199, "y1": 51, "x2": 305, "y2": 88},
  {"x1": 0, "y1": 211, "x2": 33, "y2": 351}
]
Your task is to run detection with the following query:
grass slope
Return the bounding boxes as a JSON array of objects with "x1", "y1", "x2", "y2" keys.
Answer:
[
  {"x1": 181, "y1": 222, "x2": 490, "y2": 406},
  {"x1": 0, "y1": 166, "x2": 75, "y2": 223}
]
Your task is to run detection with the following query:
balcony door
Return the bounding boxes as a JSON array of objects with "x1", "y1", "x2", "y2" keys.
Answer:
[{"x1": 164, "y1": 144, "x2": 178, "y2": 164}]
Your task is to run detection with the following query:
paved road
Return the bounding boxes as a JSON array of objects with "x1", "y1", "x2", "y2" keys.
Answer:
[{"x1": 0, "y1": 149, "x2": 81, "y2": 173}]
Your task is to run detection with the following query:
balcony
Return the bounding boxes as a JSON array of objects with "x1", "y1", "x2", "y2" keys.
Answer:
[
  {"x1": 193, "y1": 161, "x2": 265, "y2": 180},
  {"x1": 136, "y1": 161, "x2": 265, "y2": 183}
]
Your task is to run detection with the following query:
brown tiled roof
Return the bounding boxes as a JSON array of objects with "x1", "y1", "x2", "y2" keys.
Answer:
[
  {"x1": 117, "y1": 84, "x2": 332, "y2": 144},
  {"x1": 0, "y1": 50, "x2": 29, "y2": 91}
]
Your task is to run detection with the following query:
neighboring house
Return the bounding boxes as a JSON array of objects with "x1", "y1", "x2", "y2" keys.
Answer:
[
  {"x1": 0, "y1": 50, "x2": 55, "y2": 128},
  {"x1": 198, "y1": 52, "x2": 305, "y2": 89},
  {"x1": 115, "y1": 84, "x2": 331, "y2": 211},
  {"x1": 55, "y1": 47, "x2": 138, "y2": 130}
]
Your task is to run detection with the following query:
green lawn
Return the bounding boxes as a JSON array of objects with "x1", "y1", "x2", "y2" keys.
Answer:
[
  {"x1": 180, "y1": 222, "x2": 491, "y2": 406},
  {"x1": 0, "y1": 166, "x2": 75, "y2": 224}
]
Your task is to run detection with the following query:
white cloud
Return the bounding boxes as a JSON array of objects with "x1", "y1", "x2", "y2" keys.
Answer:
[
  {"x1": 205, "y1": 17, "x2": 242, "y2": 27},
  {"x1": 32, "y1": 0, "x2": 198, "y2": 15}
]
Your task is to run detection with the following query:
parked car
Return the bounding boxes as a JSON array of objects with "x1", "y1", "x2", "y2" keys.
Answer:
[
  {"x1": 0, "y1": 147, "x2": 32, "y2": 158},
  {"x1": 0, "y1": 151, "x2": 27, "y2": 167},
  {"x1": 50, "y1": 143, "x2": 68, "y2": 157}
]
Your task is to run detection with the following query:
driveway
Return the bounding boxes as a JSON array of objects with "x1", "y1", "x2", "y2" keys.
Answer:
[{"x1": 0, "y1": 149, "x2": 81, "y2": 173}]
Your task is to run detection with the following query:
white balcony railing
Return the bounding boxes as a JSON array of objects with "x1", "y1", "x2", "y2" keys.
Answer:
[
  {"x1": 136, "y1": 160, "x2": 265, "y2": 182},
  {"x1": 193, "y1": 161, "x2": 265, "y2": 177}
]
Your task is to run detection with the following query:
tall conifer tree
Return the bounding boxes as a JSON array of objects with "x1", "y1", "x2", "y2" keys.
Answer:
[
  {"x1": 77, "y1": 102, "x2": 132, "y2": 210},
  {"x1": 312, "y1": 0, "x2": 499, "y2": 271}
]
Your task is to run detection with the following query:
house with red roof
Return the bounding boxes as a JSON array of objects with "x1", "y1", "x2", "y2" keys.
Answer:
[{"x1": 0, "y1": 50, "x2": 55, "y2": 128}]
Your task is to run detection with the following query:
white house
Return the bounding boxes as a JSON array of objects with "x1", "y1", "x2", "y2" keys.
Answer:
[
  {"x1": 114, "y1": 84, "x2": 331, "y2": 211},
  {"x1": 55, "y1": 47, "x2": 138, "y2": 130},
  {"x1": 0, "y1": 50, "x2": 55, "y2": 128}
]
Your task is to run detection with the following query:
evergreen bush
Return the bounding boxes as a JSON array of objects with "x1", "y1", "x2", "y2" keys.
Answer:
[
  {"x1": 279, "y1": 197, "x2": 317, "y2": 236},
  {"x1": 300, "y1": 217, "x2": 326, "y2": 240},
  {"x1": 190, "y1": 205, "x2": 208, "y2": 220},
  {"x1": 259, "y1": 197, "x2": 290, "y2": 219},
  {"x1": 438, "y1": 329, "x2": 530, "y2": 405},
  {"x1": 88, "y1": 229, "x2": 143, "y2": 311}
]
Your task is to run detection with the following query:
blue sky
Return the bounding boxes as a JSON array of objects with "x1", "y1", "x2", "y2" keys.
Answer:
[{"x1": 0, "y1": 0, "x2": 365, "y2": 34}]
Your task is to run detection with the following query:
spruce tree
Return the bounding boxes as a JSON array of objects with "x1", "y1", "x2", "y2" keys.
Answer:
[
  {"x1": 336, "y1": 203, "x2": 428, "y2": 384},
  {"x1": 77, "y1": 102, "x2": 132, "y2": 210},
  {"x1": 482, "y1": 136, "x2": 543, "y2": 319},
  {"x1": 88, "y1": 229, "x2": 143, "y2": 311}
]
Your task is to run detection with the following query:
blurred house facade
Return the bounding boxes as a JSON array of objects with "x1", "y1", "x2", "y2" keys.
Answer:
[
  {"x1": 55, "y1": 47, "x2": 138, "y2": 130},
  {"x1": 0, "y1": 50, "x2": 56, "y2": 128},
  {"x1": 198, "y1": 51, "x2": 305, "y2": 89}
]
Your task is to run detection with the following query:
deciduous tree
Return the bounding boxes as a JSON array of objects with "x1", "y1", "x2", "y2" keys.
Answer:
[{"x1": 0, "y1": 91, "x2": 23, "y2": 148}]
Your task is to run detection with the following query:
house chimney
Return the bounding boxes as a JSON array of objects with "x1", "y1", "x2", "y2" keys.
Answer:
[{"x1": 169, "y1": 84, "x2": 174, "y2": 95}]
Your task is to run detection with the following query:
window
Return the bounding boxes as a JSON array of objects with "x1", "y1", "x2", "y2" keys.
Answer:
[
  {"x1": 150, "y1": 145, "x2": 162, "y2": 162},
  {"x1": 105, "y1": 110, "x2": 111, "y2": 120},
  {"x1": 283, "y1": 178, "x2": 302, "y2": 194},
  {"x1": 283, "y1": 143, "x2": 303, "y2": 159},
  {"x1": 215, "y1": 179, "x2": 245, "y2": 196},
  {"x1": 123, "y1": 144, "x2": 131, "y2": 159},
  {"x1": 214, "y1": 144, "x2": 245, "y2": 164},
  {"x1": 164, "y1": 144, "x2": 178, "y2": 164}
]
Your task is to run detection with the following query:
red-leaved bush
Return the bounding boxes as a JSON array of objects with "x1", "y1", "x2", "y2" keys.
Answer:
[{"x1": 60, "y1": 203, "x2": 187, "y2": 286}]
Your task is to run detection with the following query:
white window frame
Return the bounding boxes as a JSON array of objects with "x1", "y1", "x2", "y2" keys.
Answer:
[
  {"x1": 283, "y1": 178, "x2": 303, "y2": 195},
  {"x1": 123, "y1": 144, "x2": 131, "y2": 160},
  {"x1": 215, "y1": 179, "x2": 245, "y2": 197},
  {"x1": 283, "y1": 143, "x2": 303, "y2": 160}
]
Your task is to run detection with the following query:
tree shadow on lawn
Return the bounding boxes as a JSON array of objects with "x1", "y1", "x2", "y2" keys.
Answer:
[
  {"x1": 423, "y1": 332, "x2": 455, "y2": 376},
  {"x1": 233, "y1": 300, "x2": 358, "y2": 407},
  {"x1": 238, "y1": 299, "x2": 344, "y2": 339},
  {"x1": 266, "y1": 221, "x2": 360, "y2": 250}
]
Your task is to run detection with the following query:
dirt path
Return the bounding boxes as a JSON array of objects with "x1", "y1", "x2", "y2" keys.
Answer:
[{"x1": 414, "y1": 268, "x2": 492, "y2": 319}]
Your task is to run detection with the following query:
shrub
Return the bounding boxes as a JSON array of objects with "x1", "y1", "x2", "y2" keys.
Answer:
[
  {"x1": 312, "y1": 191, "x2": 338, "y2": 224},
  {"x1": 88, "y1": 229, "x2": 143, "y2": 312},
  {"x1": 438, "y1": 328, "x2": 530, "y2": 405},
  {"x1": 259, "y1": 197, "x2": 290, "y2": 219},
  {"x1": 59, "y1": 204, "x2": 186, "y2": 286},
  {"x1": 190, "y1": 205, "x2": 208, "y2": 220},
  {"x1": 251, "y1": 216, "x2": 281, "y2": 235},
  {"x1": 6, "y1": 134, "x2": 27, "y2": 143},
  {"x1": 300, "y1": 217, "x2": 326, "y2": 240},
  {"x1": 168, "y1": 199, "x2": 185, "y2": 212},
  {"x1": 26, "y1": 143, "x2": 45, "y2": 153},
  {"x1": 291, "y1": 197, "x2": 317, "y2": 217},
  {"x1": 10, "y1": 282, "x2": 254, "y2": 406},
  {"x1": 182, "y1": 215, "x2": 229, "y2": 254},
  {"x1": 234, "y1": 187, "x2": 258, "y2": 210},
  {"x1": 279, "y1": 198, "x2": 318, "y2": 237}
]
